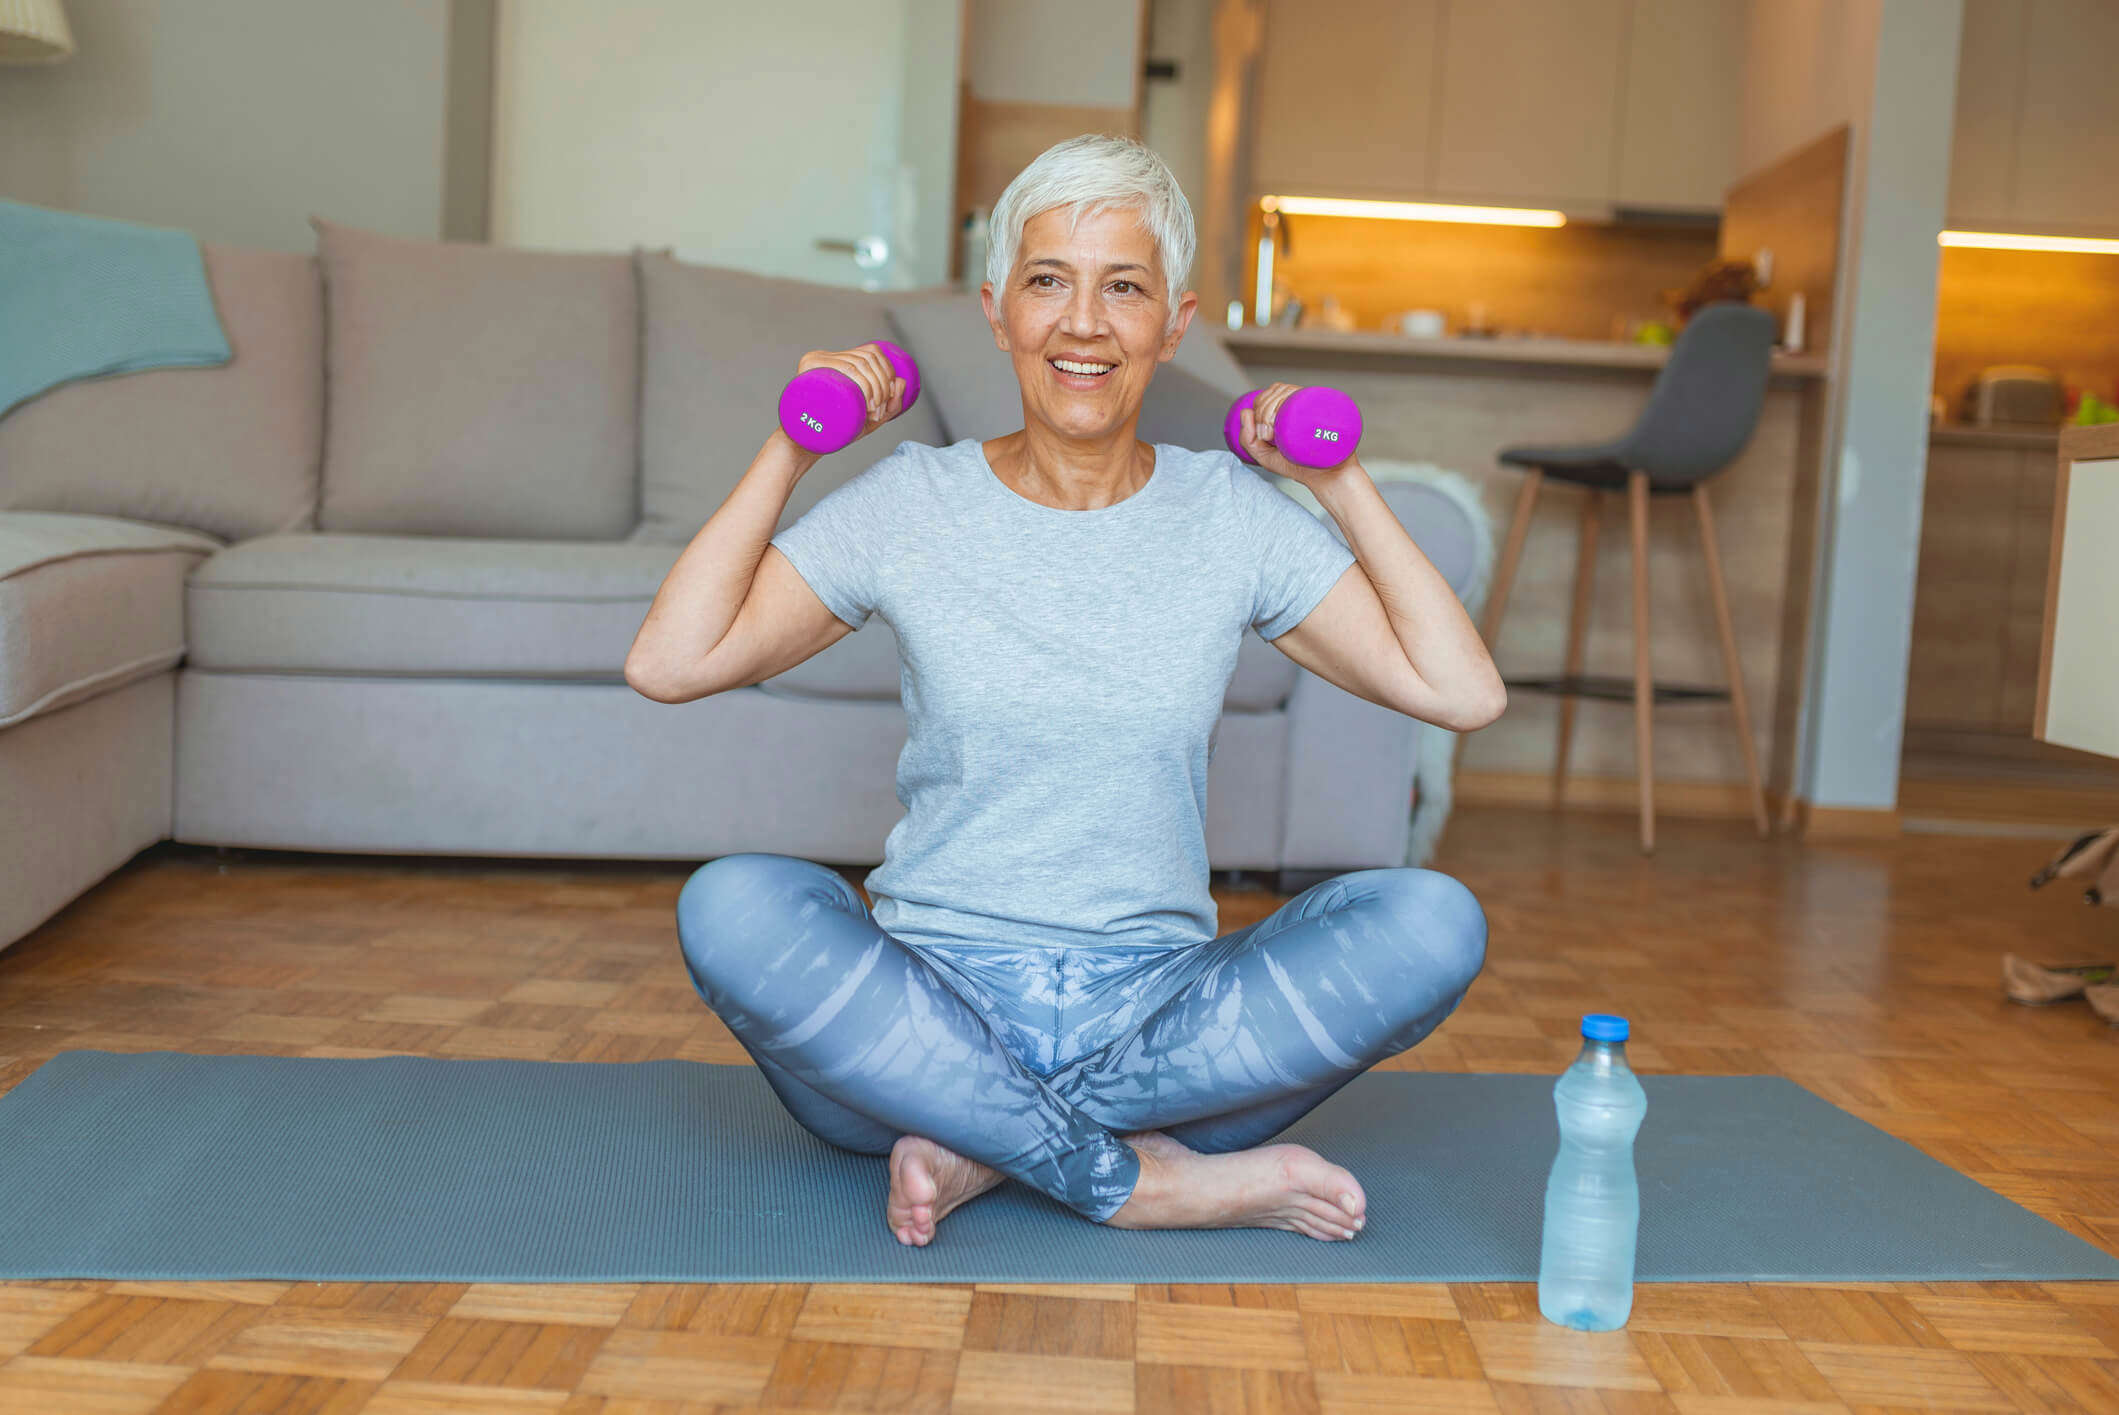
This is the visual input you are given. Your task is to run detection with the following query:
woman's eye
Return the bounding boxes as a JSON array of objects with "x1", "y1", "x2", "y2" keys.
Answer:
[
  {"x1": 1031, "y1": 274, "x2": 1057, "y2": 288},
  {"x1": 1111, "y1": 281, "x2": 1138, "y2": 294}
]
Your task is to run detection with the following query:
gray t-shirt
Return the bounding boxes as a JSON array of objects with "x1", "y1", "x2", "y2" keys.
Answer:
[{"x1": 768, "y1": 436, "x2": 1356, "y2": 952}]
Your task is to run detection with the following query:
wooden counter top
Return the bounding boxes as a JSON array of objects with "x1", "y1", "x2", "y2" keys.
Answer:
[
  {"x1": 2061, "y1": 423, "x2": 2119, "y2": 461},
  {"x1": 1222, "y1": 326, "x2": 1829, "y2": 380},
  {"x1": 1930, "y1": 423, "x2": 2062, "y2": 449}
]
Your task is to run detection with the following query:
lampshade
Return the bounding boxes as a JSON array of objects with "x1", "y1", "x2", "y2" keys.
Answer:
[{"x1": 0, "y1": 0, "x2": 75, "y2": 64}]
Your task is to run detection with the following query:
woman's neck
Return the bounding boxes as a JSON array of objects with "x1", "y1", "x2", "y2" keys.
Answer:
[{"x1": 988, "y1": 423, "x2": 1154, "y2": 511}]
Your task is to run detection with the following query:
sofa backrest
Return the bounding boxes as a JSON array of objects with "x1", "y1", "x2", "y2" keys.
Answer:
[
  {"x1": 628, "y1": 252, "x2": 952, "y2": 544},
  {"x1": 0, "y1": 242, "x2": 323, "y2": 543},
  {"x1": 1, "y1": 212, "x2": 1265, "y2": 552},
  {"x1": 309, "y1": 217, "x2": 640, "y2": 540}
]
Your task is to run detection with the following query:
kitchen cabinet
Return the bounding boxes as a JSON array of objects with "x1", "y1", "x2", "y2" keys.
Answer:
[
  {"x1": 1251, "y1": 0, "x2": 1441, "y2": 199},
  {"x1": 1948, "y1": 0, "x2": 2119, "y2": 234},
  {"x1": 2037, "y1": 427, "x2": 2119, "y2": 760},
  {"x1": 1614, "y1": 0, "x2": 1746, "y2": 210},
  {"x1": 2014, "y1": 0, "x2": 2119, "y2": 231},
  {"x1": 1431, "y1": 0, "x2": 1629, "y2": 205},
  {"x1": 1905, "y1": 431, "x2": 2059, "y2": 734},
  {"x1": 1947, "y1": 0, "x2": 2025, "y2": 225},
  {"x1": 1249, "y1": 0, "x2": 1743, "y2": 214}
]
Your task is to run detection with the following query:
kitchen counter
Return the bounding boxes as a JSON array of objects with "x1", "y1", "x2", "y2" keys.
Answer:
[
  {"x1": 1223, "y1": 326, "x2": 1828, "y2": 381},
  {"x1": 1930, "y1": 422, "x2": 2062, "y2": 449},
  {"x1": 1226, "y1": 323, "x2": 1826, "y2": 800}
]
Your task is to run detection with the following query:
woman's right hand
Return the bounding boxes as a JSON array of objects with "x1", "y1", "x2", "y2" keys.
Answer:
[{"x1": 795, "y1": 343, "x2": 907, "y2": 444}]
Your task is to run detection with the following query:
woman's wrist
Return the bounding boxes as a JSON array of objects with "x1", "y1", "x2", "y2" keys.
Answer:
[{"x1": 763, "y1": 427, "x2": 825, "y2": 479}]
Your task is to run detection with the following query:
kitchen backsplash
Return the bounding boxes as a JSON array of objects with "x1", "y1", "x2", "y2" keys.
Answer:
[
  {"x1": 1933, "y1": 246, "x2": 2119, "y2": 409},
  {"x1": 1242, "y1": 207, "x2": 1719, "y2": 342}
]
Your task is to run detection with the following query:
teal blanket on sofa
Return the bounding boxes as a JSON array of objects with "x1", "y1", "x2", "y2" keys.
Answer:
[{"x1": 0, "y1": 199, "x2": 231, "y2": 421}]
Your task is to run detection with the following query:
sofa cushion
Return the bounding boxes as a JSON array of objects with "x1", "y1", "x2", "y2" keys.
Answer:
[
  {"x1": 0, "y1": 243, "x2": 323, "y2": 542},
  {"x1": 180, "y1": 528, "x2": 1303, "y2": 710},
  {"x1": 309, "y1": 217, "x2": 639, "y2": 540},
  {"x1": 882, "y1": 291, "x2": 1253, "y2": 445},
  {"x1": 0, "y1": 512, "x2": 222, "y2": 728},
  {"x1": 186, "y1": 534, "x2": 684, "y2": 677},
  {"x1": 631, "y1": 253, "x2": 954, "y2": 545}
]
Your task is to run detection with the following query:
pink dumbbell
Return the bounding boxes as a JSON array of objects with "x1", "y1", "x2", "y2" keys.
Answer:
[
  {"x1": 777, "y1": 339, "x2": 923, "y2": 455},
  {"x1": 1223, "y1": 386, "x2": 1364, "y2": 470}
]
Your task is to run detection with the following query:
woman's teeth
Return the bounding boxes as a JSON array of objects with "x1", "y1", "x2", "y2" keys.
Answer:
[{"x1": 1052, "y1": 358, "x2": 1114, "y2": 376}]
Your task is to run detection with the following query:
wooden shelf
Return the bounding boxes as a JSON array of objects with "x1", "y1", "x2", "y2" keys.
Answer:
[{"x1": 1223, "y1": 325, "x2": 1827, "y2": 379}]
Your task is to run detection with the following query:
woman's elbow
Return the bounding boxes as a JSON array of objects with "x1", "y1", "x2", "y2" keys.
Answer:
[
  {"x1": 624, "y1": 652, "x2": 685, "y2": 704},
  {"x1": 1440, "y1": 679, "x2": 1507, "y2": 733}
]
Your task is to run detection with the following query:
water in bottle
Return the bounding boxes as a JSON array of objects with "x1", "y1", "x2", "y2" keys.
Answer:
[{"x1": 1537, "y1": 1012, "x2": 1648, "y2": 1331}]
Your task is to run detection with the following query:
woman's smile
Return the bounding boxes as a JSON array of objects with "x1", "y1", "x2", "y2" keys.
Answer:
[{"x1": 1047, "y1": 355, "x2": 1118, "y2": 389}]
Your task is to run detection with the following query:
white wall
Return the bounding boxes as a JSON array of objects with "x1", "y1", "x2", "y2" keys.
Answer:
[
  {"x1": 490, "y1": 0, "x2": 959, "y2": 286},
  {"x1": 1739, "y1": 0, "x2": 1964, "y2": 815},
  {"x1": 0, "y1": 0, "x2": 449, "y2": 251},
  {"x1": 1141, "y1": 0, "x2": 1214, "y2": 228}
]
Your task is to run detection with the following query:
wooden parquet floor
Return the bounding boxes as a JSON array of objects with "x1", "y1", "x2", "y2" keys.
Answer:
[{"x1": 1, "y1": 805, "x2": 2116, "y2": 1414}]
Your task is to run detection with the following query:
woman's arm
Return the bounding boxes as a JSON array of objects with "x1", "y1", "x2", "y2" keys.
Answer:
[
  {"x1": 1303, "y1": 459, "x2": 1507, "y2": 731},
  {"x1": 1239, "y1": 389, "x2": 1505, "y2": 732},
  {"x1": 624, "y1": 429, "x2": 819, "y2": 701},
  {"x1": 626, "y1": 345, "x2": 905, "y2": 701}
]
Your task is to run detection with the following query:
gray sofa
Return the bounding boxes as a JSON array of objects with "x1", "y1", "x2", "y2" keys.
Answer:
[{"x1": 0, "y1": 217, "x2": 1483, "y2": 953}]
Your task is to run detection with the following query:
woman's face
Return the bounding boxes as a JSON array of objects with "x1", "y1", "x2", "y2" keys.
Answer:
[{"x1": 981, "y1": 203, "x2": 1199, "y2": 443}]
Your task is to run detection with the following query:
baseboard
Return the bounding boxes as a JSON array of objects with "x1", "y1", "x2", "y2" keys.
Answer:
[
  {"x1": 1897, "y1": 777, "x2": 2119, "y2": 834},
  {"x1": 1791, "y1": 800, "x2": 1903, "y2": 840},
  {"x1": 1455, "y1": 771, "x2": 1764, "y2": 820},
  {"x1": 1454, "y1": 772, "x2": 1907, "y2": 841}
]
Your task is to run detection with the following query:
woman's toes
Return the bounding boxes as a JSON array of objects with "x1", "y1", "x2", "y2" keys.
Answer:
[{"x1": 1296, "y1": 1212, "x2": 1347, "y2": 1241}]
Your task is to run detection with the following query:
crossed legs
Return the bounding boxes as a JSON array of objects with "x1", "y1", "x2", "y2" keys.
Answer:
[{"x1": 675, "y1": 853, "x2": 1487, "y2": 1229}]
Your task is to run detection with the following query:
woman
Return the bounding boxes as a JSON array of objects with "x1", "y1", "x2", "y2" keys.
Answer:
[{"x1": 625, "y1": 135, "x2": 1505, "y2": 1247}]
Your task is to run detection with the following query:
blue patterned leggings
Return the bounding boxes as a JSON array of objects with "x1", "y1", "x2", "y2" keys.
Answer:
[{"x1": 675, "y1": 853, "x2": 1487, "y2": 1223}]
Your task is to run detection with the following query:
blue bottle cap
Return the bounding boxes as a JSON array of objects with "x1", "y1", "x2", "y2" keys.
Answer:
[{"x1": 1581, "y1": 1013, "x2": 1629, "y2": 1041}]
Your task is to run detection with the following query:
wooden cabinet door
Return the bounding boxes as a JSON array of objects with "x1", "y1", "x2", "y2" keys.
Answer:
[
  {"x1": 1430, "y1": 0, "x2": 1629, "y2": 205},
  {"x1": 2001, "y1": 447, "x2": 2059, "y2": 731},
  {"x1": 1250, "y1": 0, "x2": 1444, "y2": 200},
  {"x1": 1614, "y1": 0, "x2": 1745, "y2": 211},
  {"x1": 1946, "y1": 0, "x2": 2028, "y2": 228},
  {"x1": 2013, "y1": 0, "x2": 2119, "y2": 231},
  {"x1": 1906, "y1": 444, "x2": 2022, "y2": 730}
]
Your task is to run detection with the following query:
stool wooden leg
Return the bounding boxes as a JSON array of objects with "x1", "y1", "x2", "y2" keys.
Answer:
[
  {"x1": 1480, "y1": 468, "x2": 1542, "y2": 650},
  {"x1": 1628, "y1": 471, "x2": 1655, "y2": 854},
  {"x1": 1553, "y1": 490, "x2": 1601, "y2": 806},
  {"x1": 1693, "y1": 484, "x2": 1771, "y2": 836},
  {"x1": 1455, "y1": 468, "x2": 1541, "y2": 771}
]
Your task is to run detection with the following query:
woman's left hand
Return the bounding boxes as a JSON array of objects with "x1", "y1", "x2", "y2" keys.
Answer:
[{"x1": 1239, "y1": 382, "x2": 1356, "y2": 488}]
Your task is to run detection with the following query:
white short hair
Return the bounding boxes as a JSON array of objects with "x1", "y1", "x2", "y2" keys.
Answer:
[{"x1": 986, "y1": 134, "x2": 1195, "y2": 330}]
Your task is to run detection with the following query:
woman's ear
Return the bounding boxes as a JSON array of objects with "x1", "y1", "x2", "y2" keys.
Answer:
[
  {"x1": 1159, "y1": 290, "x2": 1201, "y2": 362},
  {"x1": 979, "y1": 282, "x2": 1010, "y2": 352}
]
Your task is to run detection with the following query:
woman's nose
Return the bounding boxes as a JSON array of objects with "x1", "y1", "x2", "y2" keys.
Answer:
[{"x1": 1058, "y1": 289, "x2": 1103, "y2": 334}]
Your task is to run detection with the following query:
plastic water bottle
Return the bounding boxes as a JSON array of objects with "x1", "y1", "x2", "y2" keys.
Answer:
[{"x1": 1538, "y1": 1013, "x2": 1648, "y2": 1331}]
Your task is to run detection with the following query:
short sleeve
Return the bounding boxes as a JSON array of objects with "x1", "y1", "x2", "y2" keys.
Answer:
[
  {"x1": 1236, "y1": 462, "x2": 1357, "y2": 640},
  {"x1": 767, "y1": 446, "x2": 905, "y2": 630}
]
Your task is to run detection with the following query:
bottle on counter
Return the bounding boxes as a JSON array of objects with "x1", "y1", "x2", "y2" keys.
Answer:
[{"x1": 1781, "y1": 292, "x2": 1807, "y2": 353}]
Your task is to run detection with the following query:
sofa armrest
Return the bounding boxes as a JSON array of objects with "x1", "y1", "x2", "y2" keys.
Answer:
[
  {"x1": 1276, "y1": 469, "x2": 1492, "y2": 876},
  {"x1": 1280, "y1": 667, "x2": 1423, "y2": 874}
]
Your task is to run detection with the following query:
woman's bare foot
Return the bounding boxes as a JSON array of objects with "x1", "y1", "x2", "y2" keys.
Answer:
[
  {"x1": 1105, "y1": 1129, "x2": 1367, "y2": 1240},
  {"x1": 886, "y1": 1134, "x2": 1006, "y2": 1246}
]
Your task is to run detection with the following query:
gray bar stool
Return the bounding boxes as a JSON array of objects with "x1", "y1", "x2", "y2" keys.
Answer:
[{"x1": 1478, "y1": 302, "x2": 1777, "y2": 854}]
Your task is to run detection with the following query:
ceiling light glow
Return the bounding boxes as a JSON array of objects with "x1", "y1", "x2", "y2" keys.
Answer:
[
  {"x1": 1263, "y1": 195, "x2": 1567, "y2": 228},
  {"x1": 1939, "y1": 230, "x2": 2119, "y2": 254}
]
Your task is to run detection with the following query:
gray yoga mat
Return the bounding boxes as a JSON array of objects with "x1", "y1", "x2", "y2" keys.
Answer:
[{"x1": 1, "y1": 1050, "x2": 2113, "y2": 1284}]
